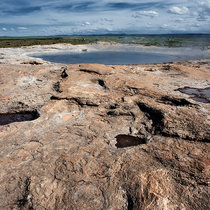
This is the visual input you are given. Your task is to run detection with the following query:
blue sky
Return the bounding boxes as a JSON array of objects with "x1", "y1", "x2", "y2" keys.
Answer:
[{"x1": 0, "y1": 0, "x2": 210, "y2": 36}]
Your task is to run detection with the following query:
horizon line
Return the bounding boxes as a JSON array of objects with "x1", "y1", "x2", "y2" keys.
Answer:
[{"x1": 1, "y1": 33, "x2": 210, "y2": 38}]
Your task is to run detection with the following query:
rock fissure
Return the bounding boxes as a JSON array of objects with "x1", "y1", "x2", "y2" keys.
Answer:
[
  {"x1": 16, "y1": 177, "x2": 33, "y2": 209},
  {"x1": 159, "y1": 132, "x2": 210, "y2": 143},
  {"x1": 127, "y1": 193, "x2": 134, "y2": 210},
  {"x1": 50, "y1": 95, "x2": 99, "y2": 107},
  {"x1": 160, "y1": 96, "x2": 193, "y2": 106},
  {"x1": 79, "y1": 68, "x2": 101, "y2": 75},
  {"x1": 137, "y1": 102, "x2": 164, "y2": 134}
]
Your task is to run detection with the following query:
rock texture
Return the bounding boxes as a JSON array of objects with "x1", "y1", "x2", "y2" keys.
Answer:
[{"x1": 0, "y1": 59, "x2": 209, "y2": 209}]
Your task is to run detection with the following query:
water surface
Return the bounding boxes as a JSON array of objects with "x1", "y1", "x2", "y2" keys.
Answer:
[
  {"x1": 178, "y1": 87, "x2": 210, "y2": 103},
  {"x1": 34, "y1": 51, "x2": 178, "y2": 65}
]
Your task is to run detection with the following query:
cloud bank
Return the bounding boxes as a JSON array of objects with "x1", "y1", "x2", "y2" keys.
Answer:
[
  {"x1": 0, "y1": 0, "x2": 210, "y2": 36},
  {"x1": 169, "y1": 6, "x2": 189, "y2": 15}
]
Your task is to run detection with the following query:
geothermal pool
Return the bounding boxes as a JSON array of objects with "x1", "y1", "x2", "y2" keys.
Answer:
[
  {"x1": 33, "y1": 50, "x2": 178, "y2": 65},
  {"x1": 32, "y1": 45, "x2": 210, "y2": 65}
]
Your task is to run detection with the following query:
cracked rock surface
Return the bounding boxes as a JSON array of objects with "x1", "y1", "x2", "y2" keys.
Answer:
[{"x1": 0, "y1": 60, "x2": 209, "y2": 209}]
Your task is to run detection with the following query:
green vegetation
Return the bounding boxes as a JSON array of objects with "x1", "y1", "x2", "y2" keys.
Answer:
[
  {"x1": 0, "y1": 36, "x2": 94, "y2": 48},
  {"x1": 0, "y1": 34, "x2": 210, "y2": 48}
]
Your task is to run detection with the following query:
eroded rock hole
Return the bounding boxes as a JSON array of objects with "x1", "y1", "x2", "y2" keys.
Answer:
[
  {"x1": 61, "y1": 67, "x2": 68, "y2": 78},
  {"x1": 137, "y1": 102, "x2": 164, "y2": 134},
  {"x1": 53, "y1": 81, "x2": 62, "y2": 93},
  {"x1": 50, "y1": 95, "x2": 60, "y2": 100},
  {"x1": 115, "y1": 134, "x2": 146, "y2": 148},
  {"x1": 79, "y1": 69, "x2": 101, "y2": 75},
  {"x1": 98, "y1": 79, "x2": 108, "y2": 89},
  {"x1": 107, "y1": 111, "x2": 117, "y2": 116},
  {"x1": 127, "y1": 193, "x2": 134, "y2": 210},
  {"x1": 0, "y1": 110, "x2": 40, "y2": 126},
  {"x1": 109, "y1": 104, "x2": 119, "y2": 109},
  {"x1": 162, "y1": 65, "x2": 171, "y2": 71}
]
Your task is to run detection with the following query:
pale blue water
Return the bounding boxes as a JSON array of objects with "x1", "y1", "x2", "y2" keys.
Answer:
[
  {"x1": 33, "y1": 51, "x2": 178, "y2": 65},
  {"x1": 178, "y1": 87, "x2": 210, "y2": 103}
]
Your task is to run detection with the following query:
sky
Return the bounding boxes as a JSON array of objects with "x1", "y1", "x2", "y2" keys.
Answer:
[{"x1": 0, "y1": 0, "x2": 210, "y2": 36}]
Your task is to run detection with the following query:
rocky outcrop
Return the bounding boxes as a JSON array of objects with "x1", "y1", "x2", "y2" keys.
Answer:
[{"x1": 0, "y1": 60, "x2": 209, "y2": 209}]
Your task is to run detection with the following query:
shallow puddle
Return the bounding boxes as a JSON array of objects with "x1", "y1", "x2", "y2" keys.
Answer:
[
  {"x1": 0, "y1": 110, "x2": 40, "y2": 126},
  {"x1": 178, "y1": 87, "x2": 210, "y2": 103},
  {"x1": 115, "y1": 134, "x2": 146, "y2": 148}
]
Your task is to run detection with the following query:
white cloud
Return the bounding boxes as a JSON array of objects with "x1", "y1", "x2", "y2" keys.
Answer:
[
  {"x1": 17, "y1": 27, "x2": 28, "y2": 30},
  {"x1": 163, "y1": 24, "x2": 168, "y2": 28},
  {"x1": 133, "y1": 10, "x2": 159, "y2": 18},
  {"x1": 2, "y1": 27, "x2": 7, "y2": 31},
  {"x1": 81, "y1": 21, "x2": 91, "y2": 26},
  {"x1": 0, "y1": 0, "x2": 210, "y2": 36},
  {"x1": 169, "y1": 6, "x2": 189, "y2": 15}
]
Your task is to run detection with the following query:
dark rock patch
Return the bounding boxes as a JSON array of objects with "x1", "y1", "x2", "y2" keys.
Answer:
[
  {"x1": 107, "y1": 110, "x2": 134, "y2": 118},
  {"x1": 98, "y1": 79, "x2": 108, "y2": 90},
  {"x1": 79, "y1": 69, "x2": 101, "y2": 75},
  {"x1": 107, "y1": 111, "x2": 117, "y2": 116},
  {"x1": 0, "y1": 110, "x2": 40, "y2": 126},
  {"x1": 109, "y1": 104, "x2": 119, "y2": 109},
  {"x1": 53, "y1": 81, "x2": 62, "y2": 93},
  {"x1": 127, "y1": 193, "x2": 134, "y2": 210},
  {"x1": 137, "y1": 102, "x2": 164, "y2": 134},
  {"x1": 21, "y1": 60, "x2": 43, "y2": 65},
  {"x1": 61, "y1": 67, "x2": 68, "y2": 78},
  {"x1": 161, "y1": 96, "x2": 193, "y2": 106},
  {"x1": 50, "y1": 95, "x2": 60, "y2": 100},
  {"x1": 115, "y1": 134, "x2": 146, "y2": 148},
  {"x1": 50, "y1": 96, "x2": 98, "y2": 107},
  {"x1": 16, "y1": 177, "x2": 32, "y2": 209},
  {"x1": 162, "y1": 65, "x2": 171, "y2": 71}
]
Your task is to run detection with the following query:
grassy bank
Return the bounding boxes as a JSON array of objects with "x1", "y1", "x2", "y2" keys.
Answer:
[{"x1": 0, "y1": 34, "x2": 210, "y2": 48}]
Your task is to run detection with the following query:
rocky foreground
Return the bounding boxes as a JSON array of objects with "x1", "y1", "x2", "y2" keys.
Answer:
[{"x1": 0, "y1": 55, "x2": 209, "y2": 209}]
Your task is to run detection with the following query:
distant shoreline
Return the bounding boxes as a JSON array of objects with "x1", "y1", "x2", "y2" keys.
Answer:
[
  {"x1": 0, "y1": 42, "x2": 210, "y2": 65},
  {"x1": 0, "y1": 34, "x2": 210, "y2": 48}
]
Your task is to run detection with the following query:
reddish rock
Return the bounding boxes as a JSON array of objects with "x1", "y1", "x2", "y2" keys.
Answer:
[{"x1": 0, "y1": 60, "x2": 209, "y2": 209}]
